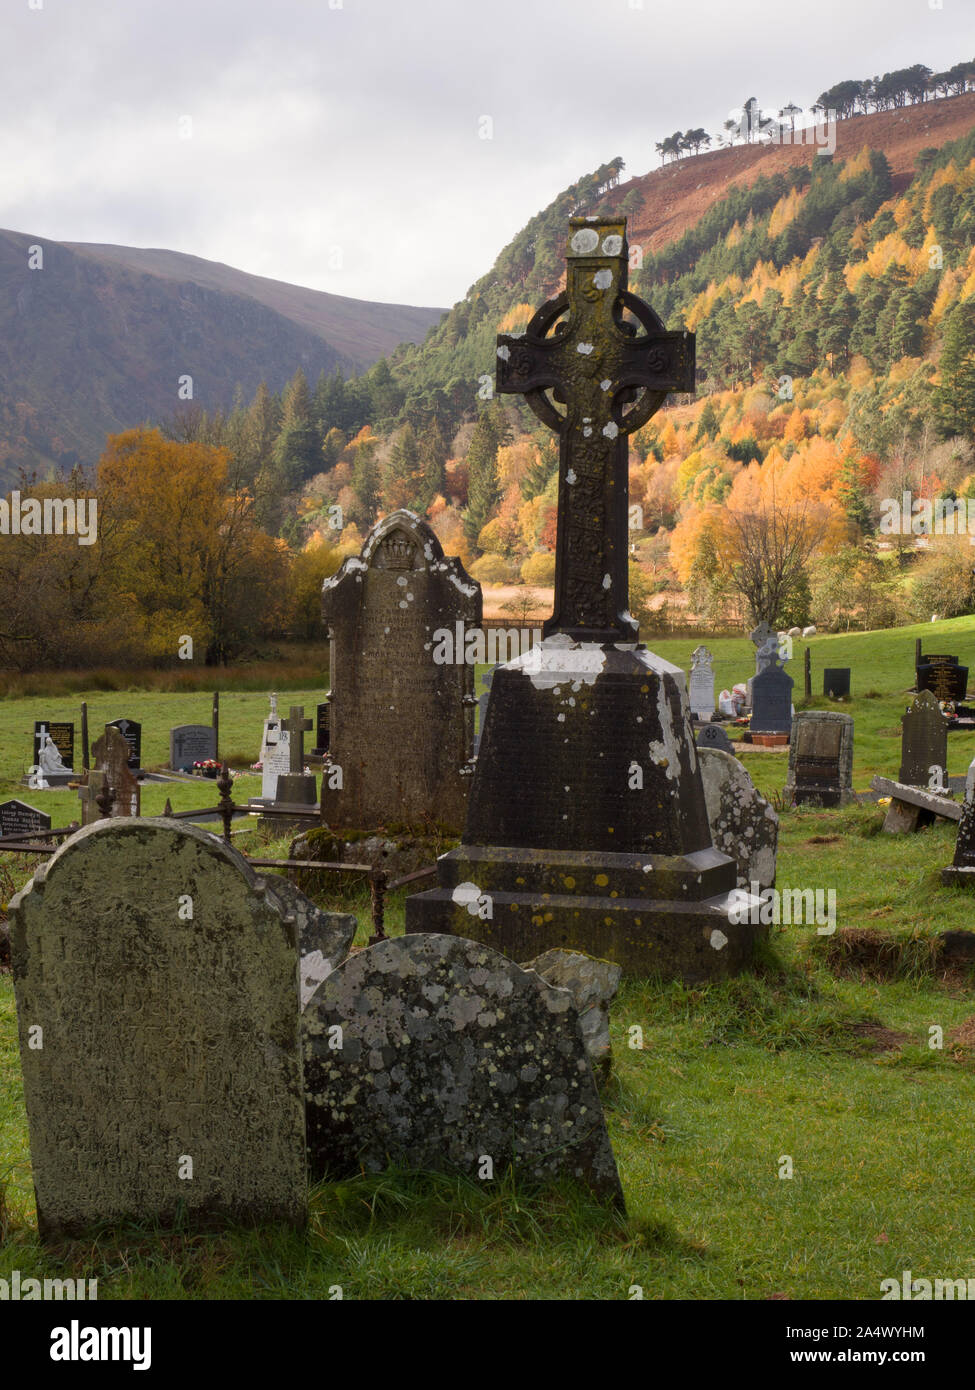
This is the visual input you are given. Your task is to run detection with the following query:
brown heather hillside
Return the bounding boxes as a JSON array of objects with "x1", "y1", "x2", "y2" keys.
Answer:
[{"x1": 621, "y1": 90, "x2": 975, "y2": 259}]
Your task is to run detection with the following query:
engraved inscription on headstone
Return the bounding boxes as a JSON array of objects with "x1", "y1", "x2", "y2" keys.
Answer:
[
  {"x1": 8, "y1": 819, "x2": 307, "y2": 1239},
  {"x1": 312, "y1": 701, "x2": 330, "y2": 756},
  {"x1": 0, "y1": 799, "x2": 51, "y2": 838},
  {"x1": 785, "y1": 711, "x2": 854, "y2": 807},
  {"x1": 749, "y1": 661, "x2": 793, "y2": 734},
  {"x1": 688, "y1": 645, "x2": 715, "y2": 719},
  {"x1": 33, "y1": 722, "x2": 75, "y2": 769},
  {"x1": 321, "y1": 509, "x2": 480, "y2": 832},
  {"x1": 170, "y1": 724, "x2": 217, "y2": 771},
  {"x1": 900, "y1": 690, "x2": 948, "y2": 787}
]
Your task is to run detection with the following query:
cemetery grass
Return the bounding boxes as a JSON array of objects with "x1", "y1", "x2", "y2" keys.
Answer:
[
  {"x1": 3, "y1": 811, "x2": 975, "y2": 1298},
  {"x1": 3, "y1": 615, "x2": 975, "y2": 1297}
]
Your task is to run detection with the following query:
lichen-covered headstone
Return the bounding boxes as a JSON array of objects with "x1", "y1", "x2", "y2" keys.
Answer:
[
  {"x1": 320, "y1": 510, "x2": 480, "y2": 832},
  {"x1": 81, "y1": 725, "x2": 140, "y2": 823},
  {"x1": 262, "y1": 873, "x2": 356, "y2": 1010},
  {"x1": 304, "y1": 933, "x2": 624, "y2": 1206},
  {"x1": 698, "y1": 747, "x2": 779, "y2": 891},
  {"x1": 9, "y1": 819, "x2": 307, "y2": 1240},
  {"x1": 899, "y1": 689, "x2": 948, "y2": 789},
  {"x1": 521, "y1": 948, "x2": 621, "y2": 1082},
  {"x1": 784, "y1": 710, "x2": 854, "y2": 807}
]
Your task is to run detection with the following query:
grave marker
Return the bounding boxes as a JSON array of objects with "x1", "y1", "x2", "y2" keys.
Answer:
[
  {"x1": 321, "y1": 509, "x2": 480, "y2": 832},
  {"x1": 107, "y1": 718, "x2": 141, "y2": 770},
  {"x1": 823, "y1": 668, "x2": 851, "y2": 699},
  {"x1": 899, "y1": 690, "x2": 947, "y2": 788},
  {"x1": 0, "y1": 799, "x2": 51, "y2": 839},
  {"x1": 9, "y1": 819, "x2": 307, "y2": 1239},
  {"x1": 750, "y1": 659, "x2": 794, "y2": 735},
  {"x1": 698, "y1": 748, "x2": 779, "y2": 891},
  {"x1": 305, "y1": 934, "x2": 623, "y2": 1205},
  {"x1": 169, "y1": 724, "x2": 217, "y2": 772},
  {"x1": 408, "y1": 217, "x2": 758, "y2": 981},
  {"x1": 81, "y1": 726, "x2": 140, "y2": 823},
  {"x1": 695, "y1": 722, "x2": 734, "y2": 755},
  {"x1": 32, "y1": 721, "x2": 75, "y2": 770},
  {"x1": 688, "y1": 645, "x2": 715, "y2": 719},
  {"x1": 785, "y1": 711, "x2": 854, "y2": 807}
]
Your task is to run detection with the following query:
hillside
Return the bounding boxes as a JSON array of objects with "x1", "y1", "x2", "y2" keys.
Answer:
[{"x1": 0, "y1": 231, "x2": 443, "y2": 482}]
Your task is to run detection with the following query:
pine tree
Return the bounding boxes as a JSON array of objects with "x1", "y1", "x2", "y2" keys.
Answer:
[
  {"x1": 351, "y1": 438, "x2": 380, "y2": 523},
  {"x1": 463, "y1": 412, "x2": 501, "y2": 550},
  {"x1": 272, "y1": 369, "x2": 320, "y2": 491},
  {"x1": 522, "y1": 436, "x2": 557, "y2": 499},
  {"x1": 416, "y1": 418, "x2": 448, "y2": 511},
  {"x1": 936, "y1": 301, "x2": 975, "y2": 440},
  {"x1": 695, "y1": 399, "x2": 721, "y2": 441}
]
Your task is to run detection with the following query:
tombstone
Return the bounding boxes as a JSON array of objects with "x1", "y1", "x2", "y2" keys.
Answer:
[
  {"x1": 169, "y1": 724, "x2": 217, "y2": 773},
  {"x1": 749, "y1": 659, "x2": 794, "y2": 735},
  {"x1": 823, "y1": 668, "x2": 851, "y2": 700},
  {"x1": 260, "y1": 874, "x2": 356, "y2": 1011},
  {"x1": 407, "y1": 216, "x2": 760, "y2": 981},
  {"x1": 943, "y1": 757, "x2": 975, "y2": 885},
  {"x1": 688, "y1": 645, "x2": 715, "y2": 719},
  {"x1": 473, "y1": 664, "x2": 499, "y2": 757},
  {"x1": 80, "y1": 726, "x2": 140, "y2": 823},
  {"x1": 917, "y1": 655, "x2": 968, "y2": 702},
  {"x1": 8, "y1": 819, "x2": 307, "y2": 1239},
  {"x1": 0, "y1": 799, "x2": 51, "y2": 839},
  {"x1": 311, "y1": 701, "x2": 330, "y2": 757},
  {"x1": 784, "y1": 711, "x2": 854, "y2": 807},
  {"x1": 749, "y1": 621, "x2": 775, "y2": 670},
  {"x1": 521, "y1": 948, "x2": 621, "y2": 1083},
  {"x1": 107, "y1": 718, "x2": 142, "y2": 770},
  {"x1": 274, "y1": 706, "x2": 317, "y2": 806},
  {"x1": 696, "y1": 722, "x2": 734, "y2": 755},
  {"x1": 698, "y1": 747, "x2": 779, "y2": 891},
  {"x1": 899, "y1": 690, "x2": 948, "y2": 789},
  {"x1": 304, "y1": 933, "x2": 623, "y2": 1206},
  {"x1": 33, "y1": 721, "x2": 75, "y2": 771},
  {"x1": 320, "y1": 509, "x2": 480, "y2": 832},
  {"x1": 259, "y1": 693, "x2": 291, "y2": 801}
]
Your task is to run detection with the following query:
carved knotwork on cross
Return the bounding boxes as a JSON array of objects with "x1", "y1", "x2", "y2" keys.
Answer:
[
  {"x1": 496, "y1": 217, "x2": 695, "y2": 643},
  {"x1": 282, "y1": 706, "x2": 313, "y2": 775}
]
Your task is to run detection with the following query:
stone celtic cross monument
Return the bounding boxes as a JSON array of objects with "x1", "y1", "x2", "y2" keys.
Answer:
[{"x1": 407, "y1": 218, "x2": 758, "y2": 980}]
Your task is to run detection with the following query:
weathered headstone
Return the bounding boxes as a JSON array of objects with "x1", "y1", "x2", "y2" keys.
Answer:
[
  {"x1": 320, "y1": 509, "x2": 480, "y2": 832},
  {"x1": 823, "y1": 668, "x2": 851, "y2": 699},
  {"x1": 943, "y1": 756, "x2": 975, "y2": 885},
  {"x1": 81, "y1": 726, "x2": 140, "y2": 823},
  {"x1": 33, "y1": 721, "x2": 75, "y2": 770},
  {"x1": 169, "y1": 724, "x2": 217, "y2": 772},
  {"x1": 696, "y1": 721, "x2": 734, "y2": 755},
  {"x1": 784, "y1": 711, "x2": 854, "y2": 807},
  {"x1": 899, "y1": 690, "x2": 948, "y2": 789},
  {"x1": 8, "y1": 819, "x2": 307, "y2": 1239},
  {"x1": 698, "y1": 747, "x2": 779, "y2": 891},
  {"x1": 107, "y1": 718, "x2": 142, "y2": 770},
  {"x1": 304, "y1": 933, "x2": 623, "y2": 1205},
  {"x1": 750, "y1": 659, "x2": 794, "y2": 735},
  {"x1": 0, "y1": 799, "x2": 51, "y2": 838},
  {"x1": 521, "y1": 948, "x2": 621, "y2": 1083},
  {"x1": 688, "y1": 645, "x2": 715, "y2": 719},
  {"x1": 261, "y1": 873, "x2": 356, "y2": 1010},
  {"x1": 749, "y1": 621, "x2": 775, "y2": 669},
  {"x1": 408, "y1": 217, "x2": 758, "y2": 981}
]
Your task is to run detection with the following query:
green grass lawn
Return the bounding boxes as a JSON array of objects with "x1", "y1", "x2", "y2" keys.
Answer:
[{"x1": 2, "y1": 616, "x2": 975, "y2": 1298}]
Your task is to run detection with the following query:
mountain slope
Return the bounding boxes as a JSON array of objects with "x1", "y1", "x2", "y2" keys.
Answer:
[{"x1": 0, "y1": 230, "x2": 443, "y2": 480}]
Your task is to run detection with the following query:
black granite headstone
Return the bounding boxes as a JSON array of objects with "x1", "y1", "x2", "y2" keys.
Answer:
[
  {"x1": 823, "y1": 668, "x2": 851, "y2": 699},
  {"x1": 32, "y1": 721, "x2": 75, "y2": 768},
  {"x1": 749, "y1": 664, "x2": 793, "y2": 734},
  {"x1": 312, "y1": 701, "x2": 330, "y2": 757},
  {"x1": 0, "y1": 799, "x2": 51, "y2": 838},
  {"x1": 917, "y1": 660, "x2": 968, "y2": 702},
  {"x1": 108, "y1": 719, "x2": 142, "y2": 770}
]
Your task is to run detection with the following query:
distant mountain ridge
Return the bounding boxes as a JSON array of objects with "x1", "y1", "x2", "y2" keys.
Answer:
[{"x1": 0, "y1": 230, "x2": 443, "y2": 481}]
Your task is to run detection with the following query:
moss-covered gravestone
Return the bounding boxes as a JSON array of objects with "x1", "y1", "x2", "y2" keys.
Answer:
[
  {"x1": 407, "y1": 218, "x2": 758, "y2": 981},
  {"x1": 320, "y1": 509, "x2": 480, "y2": 834},
  {"x1": 9, "y1": 819, "x2": 307, "y2": 1240},
  {"x1": 304, "y1": 933, "x2": 624, "y2": 1206}
]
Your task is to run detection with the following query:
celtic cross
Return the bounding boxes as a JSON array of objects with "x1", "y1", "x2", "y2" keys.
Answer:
[{"x1": 496, "y1": 217, "x2": 694, "y2": 642}]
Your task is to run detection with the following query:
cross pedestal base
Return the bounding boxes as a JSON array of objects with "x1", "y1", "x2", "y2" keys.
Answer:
[{"x1": 405, "y1": 637, "x2": 764, "y2": 981}]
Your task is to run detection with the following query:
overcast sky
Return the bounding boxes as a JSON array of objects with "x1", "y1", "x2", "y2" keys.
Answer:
[{"x1": 1, "y1": 0, "x2": 971, "y2": 308}]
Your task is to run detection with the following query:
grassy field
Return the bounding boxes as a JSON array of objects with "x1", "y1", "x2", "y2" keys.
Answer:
[{"x1": 2, "y1": 615, "x2": 975, "y2": 1299}]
